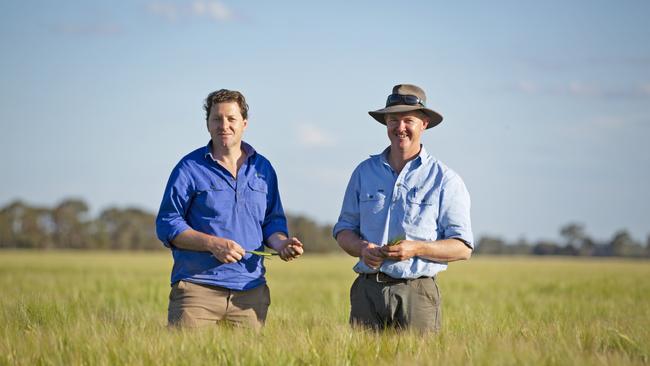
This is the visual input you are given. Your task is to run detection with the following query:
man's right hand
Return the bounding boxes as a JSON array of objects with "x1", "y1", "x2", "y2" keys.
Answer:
[
  {"x1": 360, "y1": 242, "x2": 384, "y2": 270},
  {"x1": 209, "y1": 238, "x2": 245, "y2": 263}
]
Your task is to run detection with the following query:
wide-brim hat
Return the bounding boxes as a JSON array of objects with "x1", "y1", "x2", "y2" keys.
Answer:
[{"x1": 368, "y1": 84, "x2": 443, "y2": 129}]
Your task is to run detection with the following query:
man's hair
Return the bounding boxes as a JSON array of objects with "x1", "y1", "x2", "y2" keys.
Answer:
[{"x1": 204, "y1": 89, "x2": 249, "y2": 121}]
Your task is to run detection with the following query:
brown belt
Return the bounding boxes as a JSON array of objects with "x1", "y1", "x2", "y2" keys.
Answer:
[{"x1": 360, "y1": 272, "x2": 431, "y2": 284}]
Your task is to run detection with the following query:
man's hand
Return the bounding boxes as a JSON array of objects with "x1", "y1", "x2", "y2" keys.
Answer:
[
  {"x1": 361, "y1": 242, "x2": 384, "y2": 269},
  {"x1": 380, "y1": 240, "x2": 420, "y2": 261},
  {"x1": 277, "y1": 237, "x2": 304, "y2": 261},
  {"x1": 209, "y1": 238, "x2": 246, "y2": 263}
]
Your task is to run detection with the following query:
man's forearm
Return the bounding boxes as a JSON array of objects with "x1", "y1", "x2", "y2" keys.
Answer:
[
  {"x1": 266, "y1": 232, "x2": 288, "y2": 252},
  {"x1": 172, "y1": 229, "x2": 246, "y2": 263},
  {"x1": 170, "y1": 229, "x2": 221, "y2": 252},
  {"x1": 415, "y1": 238, "x2": 472, "y2": 262},
  {"x1": 336, "y1": 230, "x2": 368, "y2": 257}
]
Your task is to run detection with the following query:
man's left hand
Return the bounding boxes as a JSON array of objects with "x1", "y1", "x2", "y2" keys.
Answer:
[
  {"x1": 278, "y1": 237, "x2": 304, "y2": 261},
  {"x1": 380, "y1": 240, "x2": 420, "y2": 261}
]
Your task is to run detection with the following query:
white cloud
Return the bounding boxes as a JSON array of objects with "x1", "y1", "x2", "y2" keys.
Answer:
[
  {"x1": 513, "y1": 80, "x2": 650, "y2": 100},
  {"x1": 191, "y1": 0, "x2": 232, "y2": 21},
  {"x1": 561, "y1": 115, "x2": 644, "y2": 140},
  {"x1": 147, "y1": 1, "x2": 234, "y2": 23},
  {"x1": 567, "y1": 81, "x2": 601, "y2": 97},
  {"x1": 297, "y1": 124, "x2": 335, "y2": 148}
]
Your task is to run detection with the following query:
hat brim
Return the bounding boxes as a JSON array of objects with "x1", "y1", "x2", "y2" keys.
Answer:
[{"x1": 368, "y1": 105, "x2": 443, "y2": 129}]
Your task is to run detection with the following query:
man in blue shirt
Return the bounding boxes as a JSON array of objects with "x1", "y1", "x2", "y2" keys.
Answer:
[
  {"x1": 333, "y1": 84, "x2": 473, "y2": 332},
  {"x1": 156, "y1": 89, "x2": 304, "y2": 330}
]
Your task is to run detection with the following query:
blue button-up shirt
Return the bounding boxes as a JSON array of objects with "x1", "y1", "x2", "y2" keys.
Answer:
[
  {"x1": 333, "y1": 146, "x2": 473, "y2": 279},
  {"x1": 156, "y1": 141, "x2": 288, "y2": 290}
]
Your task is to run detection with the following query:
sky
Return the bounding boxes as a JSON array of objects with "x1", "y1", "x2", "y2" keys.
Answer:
[{"x1": 1, "y1": 0, "x2": 649, "y2": 244}]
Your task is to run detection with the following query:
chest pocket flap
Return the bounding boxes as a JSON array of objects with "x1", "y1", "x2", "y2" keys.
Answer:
[
  {"x1": 406, "y1": 186, "x2": 437, "y2": 206},
  {"x1": 248, "y1": 178, "x2": 268, "y2": 194},
  {"x1": 359, "y1": 188, "x2": 386, "y2": 215}
]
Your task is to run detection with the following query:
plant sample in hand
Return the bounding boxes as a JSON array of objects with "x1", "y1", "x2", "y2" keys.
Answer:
[
  {"x1": 246, "y1": 250, "x2": 279, "y2": 257},
  {"x1": 386, "y1": 235, "x2": 406, "y2": 246}
]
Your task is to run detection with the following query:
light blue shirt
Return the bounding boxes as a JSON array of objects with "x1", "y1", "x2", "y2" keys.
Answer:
[{"x1": 333, "y1": 146, "x2": 473, "y2": 279}]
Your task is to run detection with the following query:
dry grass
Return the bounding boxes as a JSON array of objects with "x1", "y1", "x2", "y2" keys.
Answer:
[{"x1": 1, "y1": 251, "x2": 648, "y2": 365}]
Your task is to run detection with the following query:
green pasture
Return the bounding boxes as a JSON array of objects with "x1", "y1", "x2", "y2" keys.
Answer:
[{"x1": 1, "y1": 251, "x2": 648, "y2": 365}]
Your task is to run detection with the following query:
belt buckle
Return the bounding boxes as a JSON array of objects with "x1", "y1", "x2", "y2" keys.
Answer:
[
  {"x1": 362, "y1": 272, "x2": 392, "y2": 283},
  {"x1": 374, "y1": 272, "x2": 386, "y2": 283},
  {"x1": 374, "y1": 272, "x2": 396, "y2": 283}
]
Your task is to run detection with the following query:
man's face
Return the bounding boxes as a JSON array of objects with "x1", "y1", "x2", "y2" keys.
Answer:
[
  {"x1": 207, "y1": 102, "x2": 248, "y2": 149},
  {"x1": 385, "y1": 111, "x2": 429, "y2": 153}
]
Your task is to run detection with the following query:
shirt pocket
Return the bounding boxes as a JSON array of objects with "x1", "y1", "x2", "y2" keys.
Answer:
[
  {"x1": 405, "y1": 187, "x2": 439, "y2": 238},
  {"x1": 359, "y1": 189, "x2": 387, "y2": 230},
  {"x1": 246, "y1": 178, "x2": 268, "y2": 219},
  {"x1": 192, "y1": 183, "x2": 233, "y2": 223}
]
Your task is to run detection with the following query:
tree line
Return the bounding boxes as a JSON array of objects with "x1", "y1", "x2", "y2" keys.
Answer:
[
  {"x1": 1, "y1": 199, "x2": 648, "y2": 258},
  {"x1": 475, "y1": 223, "x2": 650, "y2": 258},
  {"x1": 0, "y1": 199, "x2": 336, "y2": 252}
]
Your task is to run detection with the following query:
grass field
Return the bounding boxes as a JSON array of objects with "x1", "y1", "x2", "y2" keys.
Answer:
[{"x1": 1, "y1": 251, "x2": 648, "y2": 365}]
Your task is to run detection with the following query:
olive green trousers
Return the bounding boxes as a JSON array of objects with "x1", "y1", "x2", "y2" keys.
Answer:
[{"x1": 349, "y1": 273, "x2": 441, "y2": 332}]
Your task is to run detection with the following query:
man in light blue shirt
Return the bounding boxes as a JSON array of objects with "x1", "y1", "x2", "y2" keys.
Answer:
[{"x1": 333, "y1": 84, "x2": 473, "y2": 332}]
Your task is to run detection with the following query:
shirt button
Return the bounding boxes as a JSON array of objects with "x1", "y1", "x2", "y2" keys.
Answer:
[{"x1": 396, "y1": 183, "x2": 401, "y2": 187}]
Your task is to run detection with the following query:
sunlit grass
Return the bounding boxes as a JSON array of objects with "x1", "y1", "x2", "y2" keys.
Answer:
[{"x1": 1, "y1": 251, "x2": 648, "y2": 365}]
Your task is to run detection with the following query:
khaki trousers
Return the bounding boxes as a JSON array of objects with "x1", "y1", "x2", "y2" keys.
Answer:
[
  {"x1": 349, "y1": 273, "x2": 441, "y2": 332},
  {"x1": 168, "y1": 280, "x2": 270, "y2": 331}
]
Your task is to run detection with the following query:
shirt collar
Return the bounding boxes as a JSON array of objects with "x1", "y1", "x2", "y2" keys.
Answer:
[
  {"x1": 373, "y1": 144, "x2": 432, "y2": 165},
  {"x1": 204, "y1": 140, "x2": 256, "y2": 161}
]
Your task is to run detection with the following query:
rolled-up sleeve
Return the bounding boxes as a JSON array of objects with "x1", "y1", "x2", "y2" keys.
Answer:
[
  {"x1": 333, "y1": 167, "x2": 361, "y2": 239},
  {"x1": 262, "y1": 166, "x2": 288, "y2": 241},
  {"x1": 438, "y1": 174, "x2": 474, "y2": 249},
  {"x1": 155, "y1": 164, "x2": 193, "y2": 248}
]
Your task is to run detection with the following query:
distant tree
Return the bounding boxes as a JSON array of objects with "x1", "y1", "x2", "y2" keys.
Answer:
[
  {"x1": 52, "y1": 199, "x2": 90, "y2": 249},
  {"x1": 559, "y1": 222, "x2": 590, "y2": 255},
  {"x1": 0, "y1": 200, "x2": 25, "y2": 248},
  {"x1": 560, "y1": 223, "x2": 585, "y2": 247},
  {"x1": 95, "y1": 207, "x2": 159, "y2": 250},
  {"x1": 510, "y1": 237, "x2": 533, "y2": 255},
  {"x1": 608, "y1": 230, "x2": 644, "y2": 257},
  {"x1": 475, "y1": 236, "x2": 507, "y2": 255},
  {"x1": 286, "y1": 214, "x2": 337, "y2": 253},
  {"x1": 0, "y1": 200, "x2": 54, "y2": 248},
  {"x1": 578, "y1": 237, "x2": 596, "y2": 256},
  {"x1": 20, "y1": 206, "x2": 54, "y2": 249},
  {"x1": 532, "y1": 240, "x2": 561, "y2": 256},
  {"x1": 557, "y1": 243, "x2": 579, "y2": 256},
  {"x1": 0, "y1": 201, "x2": 27, "y2": 248}
]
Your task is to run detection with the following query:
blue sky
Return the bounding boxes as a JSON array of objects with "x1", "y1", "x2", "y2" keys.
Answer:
[{"x1": 1, "y1": 0, "x2": 649, "y2": 243}]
